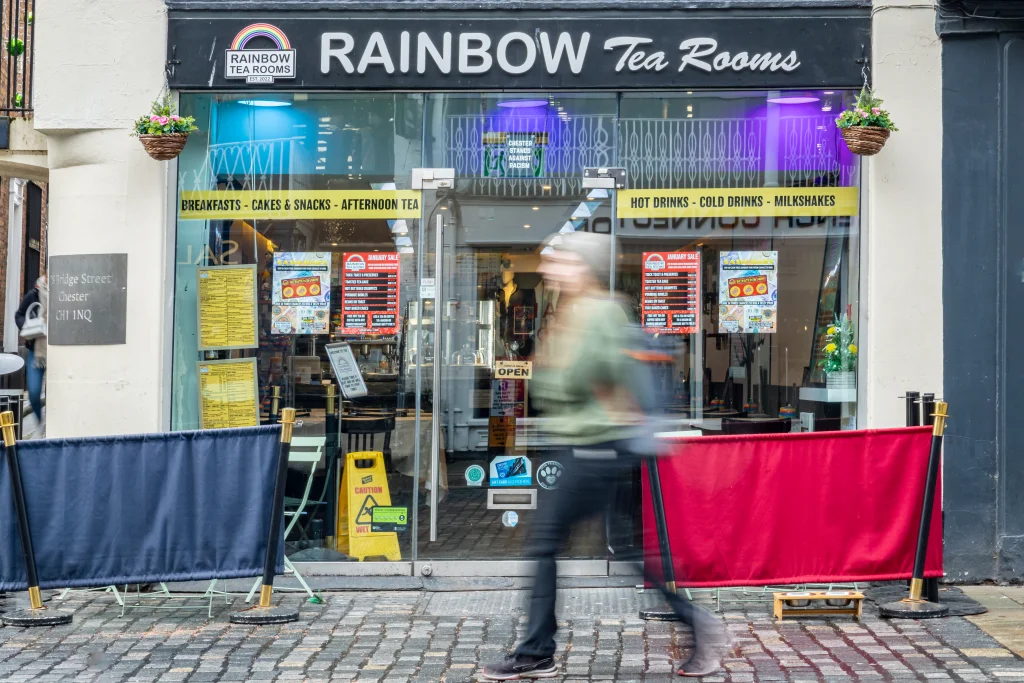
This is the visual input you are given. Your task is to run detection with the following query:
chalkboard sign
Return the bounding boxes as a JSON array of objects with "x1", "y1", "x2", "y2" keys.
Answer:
[{"x1": 49, "y1": 254, "x2": 128, "y2": 346}]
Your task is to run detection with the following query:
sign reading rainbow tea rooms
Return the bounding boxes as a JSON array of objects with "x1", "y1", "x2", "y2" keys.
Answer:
[{"x1": 225, "y1": 23, "x2": 296, "y2": 84}]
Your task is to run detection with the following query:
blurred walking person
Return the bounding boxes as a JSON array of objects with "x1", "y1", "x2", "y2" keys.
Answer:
[
  {"x1": 482, "y1": 232, "x2": 728, "y2": 680},
  {"x1": 15, "y1": 274, "x2": 47, "y2": 437}
]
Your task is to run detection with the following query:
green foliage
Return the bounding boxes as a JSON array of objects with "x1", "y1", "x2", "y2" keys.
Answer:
[
  {"x1": 131, "y1": 92, "x2": 197, "y2": 137},
  {"x1": 835, "y1": 88, "x2": 898, "y2": 131},
  {"x1": 7, "y1": 38, "x2": 23, "y2": 57},
  {"x1": 818, "y1": 314, "x2": 858, "y2": 373}
]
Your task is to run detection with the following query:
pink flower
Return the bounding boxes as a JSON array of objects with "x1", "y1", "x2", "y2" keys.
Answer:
[
  {"x1": 150, "y1": 115, "x2": 159, "y2": 122},
  {"x1": 861, "y1": 111, "x2": 869, "y2": 118},
  {"x1": 871, "y1": 107, "x2": 880, "y2": 115},
  {"x1": 170, "y1": 114, "x2": 179, "y2": 121},
  {"x1": 855, "y1": 108, "x2": 865, "y2": 115},
  {"x1": 158, "y1": 116, "x2": 169, "y2": 125}
]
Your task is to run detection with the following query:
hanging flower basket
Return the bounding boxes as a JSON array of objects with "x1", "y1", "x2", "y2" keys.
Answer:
[
  {"x1": 840, "y1": 126, "x2": 890, "y2": 156},
  {"x1": 131, "y1": 92, "x2": 197, "y2": 161},
  {"x1": 836, "y1": 87, "x2": 897, "y2": 157},
  {"x1": 138, "y1": 133, "x2": 190, "y2": 161}
]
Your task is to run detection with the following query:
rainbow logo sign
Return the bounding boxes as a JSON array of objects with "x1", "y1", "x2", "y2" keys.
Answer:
[{"x1": 225, "y1": 23, "x2": 296, "y2": 84}]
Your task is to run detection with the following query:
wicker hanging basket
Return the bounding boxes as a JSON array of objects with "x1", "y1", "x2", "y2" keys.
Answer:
[
  {"x1": 841, "y1": 126, "x2": 891, "y2": 156},
  {"x1": 139, "y1": 133, "x2": 190, "y2": 161}
]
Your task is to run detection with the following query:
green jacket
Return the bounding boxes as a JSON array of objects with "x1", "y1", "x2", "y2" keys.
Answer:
[{"x1": 531, "y1": 295, "x2": 641, "y2": 446}]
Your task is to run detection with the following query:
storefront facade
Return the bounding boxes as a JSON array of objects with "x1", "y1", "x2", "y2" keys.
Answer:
[{"x1": 35, "y1": 0, "x2": 945, "y2": 577}]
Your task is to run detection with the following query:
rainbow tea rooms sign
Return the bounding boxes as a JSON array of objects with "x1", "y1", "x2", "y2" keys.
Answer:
[{"x1": 225, "y1": 23, "x2": 296, "y2": 84}]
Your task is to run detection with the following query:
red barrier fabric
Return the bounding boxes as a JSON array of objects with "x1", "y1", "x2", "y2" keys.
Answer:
[{"x1": 642, "y1": 427, "x2": 942, "y2": 588}]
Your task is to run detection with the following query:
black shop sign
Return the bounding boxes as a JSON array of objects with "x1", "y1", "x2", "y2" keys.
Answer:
[{"x1": 167, "y1": 13, "x2": 869, "y2": 90}]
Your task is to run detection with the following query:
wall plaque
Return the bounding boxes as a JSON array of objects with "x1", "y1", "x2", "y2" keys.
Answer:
[{"x1": 49, "y1": 253, "x2": 128, "y2": 346}]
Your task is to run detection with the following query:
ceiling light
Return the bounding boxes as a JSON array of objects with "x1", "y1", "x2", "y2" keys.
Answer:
[
  {"x1": 497, "y1": 99, "x2": 549, "y2": 109},
  {"x1": 523, "y1": 224, "x2": 531, "y2": 229},
  {"x1": 331, "y1": 242, "x2": 338, "y2": 246},
  {"x1": 542, "y1": 185, "x2": 552, "y2": 191},
  {"x1": 767, "y1": 95, "x2": 820, "y2": 104},
  {"x1": 686, "y1": 105, "x2": 693, "y2": 112},
  {"x1": 532, "y1": 206, "x2": 539, "y2": 211},
  {"x1": 238, "y1": 100, "x2": 292, "y2": 107}
]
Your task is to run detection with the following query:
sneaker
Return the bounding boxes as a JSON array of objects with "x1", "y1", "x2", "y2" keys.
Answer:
[
  {"x1": 480, "y1": 654, "x2": 558, "y2": 680},
  {"x1": 677, "y1": 651, "x2": 722, "y2": 677}
]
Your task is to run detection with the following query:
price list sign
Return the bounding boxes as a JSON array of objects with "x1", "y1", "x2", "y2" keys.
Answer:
[
  {"x1": 640, "y1": 251, "x2": 701, "y2": 334},
  {"x1": 339, "y1": 252, "x2": 400, "y2": 335}
]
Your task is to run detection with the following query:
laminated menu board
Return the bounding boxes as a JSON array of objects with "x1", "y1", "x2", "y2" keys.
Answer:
[
  {"x1": 272, "y1": 252, "x2": 331, "y2": 335},
  {"x1": 197, "y1": 358, "x2": 259, "y2": 429},
  {"x1": 718, "y1": 251, "x2": 779, "y2": 334},
  {"x1": 338, "y1": 252, "x2": 400, "y2": 336},
  {"x1": 325, "y1": 342, "x2": 368, "y2": 398},
  {"x1": 640, "y1": 252, "x2": 700, "y2": 334},
  {"x1": 196, "y1": 265, "x2": 258, "y2": 351}
]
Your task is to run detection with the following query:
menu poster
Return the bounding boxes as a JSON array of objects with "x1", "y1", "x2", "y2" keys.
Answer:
[
  {"x1": 272, "y1": 252, "x2": 331, "y2": 335},
  {"x1": 640, "y1": 252, "x2": 701, "y2": 334},
  {"x1": 339, "y1": 252, "x2": 400, "y2": 336},
  {"x1": 196, "y1": 265, "x2": 258, "y2": 351},
  {"x1": 197, "y1": 358, "x2": 259, "y2": 429},
  {"x1": 718, "y1": 251, "x2": 779, "y2": 334}
]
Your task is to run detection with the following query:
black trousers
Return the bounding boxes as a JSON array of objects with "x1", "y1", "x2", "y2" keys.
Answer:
[{"x1": 514, "y1": 445, "x2": 702, "y2": 659}]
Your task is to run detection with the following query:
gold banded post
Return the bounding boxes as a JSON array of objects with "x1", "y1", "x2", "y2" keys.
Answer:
[
  {"x1": 0, "y1": 410, "x2": 16, "y2": 447},
  {"x1": 280, "y1": 407, "x2": 295, "y2": 444},
  {"x1": 932, "y1": 401, "x2": 949, "y2": 437}
]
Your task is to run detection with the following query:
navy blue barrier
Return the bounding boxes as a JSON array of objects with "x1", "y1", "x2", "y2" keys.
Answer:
[{"x1": 0, "y1": 426, "x2": 285, "y2": 591}]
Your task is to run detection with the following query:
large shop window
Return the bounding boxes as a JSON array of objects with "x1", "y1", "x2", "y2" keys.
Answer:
[{"x1": 171, "y1": 91, "x2": 861, "y2": 563}]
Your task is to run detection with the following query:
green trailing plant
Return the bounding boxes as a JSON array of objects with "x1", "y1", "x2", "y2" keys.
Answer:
[
  {"x1": 835, "y1": 88, "x2": 897, "y2": 131},
  {"x1": 131, "y1": 92, "x2": 197, "y2": 137},
  {"x1": 7, "y1": 38, "x2": 23, "y2": 57},
  {"x1": 818, "y1": 315, "x2": 857, "y2": 374}
]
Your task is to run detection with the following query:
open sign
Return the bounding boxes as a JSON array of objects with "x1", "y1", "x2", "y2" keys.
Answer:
[{"x1": 494, "y1": 360, "x2": 533, "y2": 379}]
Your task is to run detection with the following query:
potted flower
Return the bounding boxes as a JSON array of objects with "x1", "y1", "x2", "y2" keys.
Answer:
[
  {"x1": 819, "y1": 315, "x2": 857, "y2": 390},
  {"x1": 132, "y1": 92, "x2": 197, "y2": 161},
  {"x1": 835, "y1": 88, "x2": 897, "y2": 156}
]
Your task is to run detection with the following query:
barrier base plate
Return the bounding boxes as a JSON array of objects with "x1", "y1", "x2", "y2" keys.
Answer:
[
  {"x1": 639, "y1": 605, "x2": 681, "y2": 621},
  {"x1": 878, "y1": 599, "x2": 949, "y2": 619},
  {"x1": 230, "y1": 604, "x2": 300, "y2": 625},
  {"x1": 1, "y1": 607, "x2": 73, "y2": 627}
]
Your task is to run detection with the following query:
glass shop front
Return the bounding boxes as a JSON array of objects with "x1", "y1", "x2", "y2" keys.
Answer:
[{"x1": 168, "y1": 11, "x2": 870, "y2": 573}]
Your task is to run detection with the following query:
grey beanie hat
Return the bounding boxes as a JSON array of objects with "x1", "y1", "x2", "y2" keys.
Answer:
[{"x1": 544, "y1": 231, "x2": 613, "y2": 287}]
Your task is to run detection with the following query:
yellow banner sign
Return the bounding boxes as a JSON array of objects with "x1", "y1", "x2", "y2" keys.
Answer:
[
  {"x1": 617, "y1": 188, "x2": 859, "y2": 219},
  {"x1": 179, "y1": 190, "x2": 422, "y2": 220}
]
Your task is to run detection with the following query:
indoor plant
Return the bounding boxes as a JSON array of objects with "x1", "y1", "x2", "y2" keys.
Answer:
[
  {"x1": 835, "y1": 88, "x2": 897, "y2": 156},
  {"x1": 820, "y1": 315, "x2": 858, "y2": 389},
  {"x1": 132, "y1": 92, "x2": 197, "y2": 161}
]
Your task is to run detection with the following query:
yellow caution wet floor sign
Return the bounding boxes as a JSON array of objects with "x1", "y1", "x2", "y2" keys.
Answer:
[{"x1": 336, "y1": 451, "x2": 401, "y2": 561}]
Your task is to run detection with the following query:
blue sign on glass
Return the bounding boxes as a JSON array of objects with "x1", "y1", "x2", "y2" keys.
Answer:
[{"x1": 489, "y1": 455, "x2": 532, "y2": 487}]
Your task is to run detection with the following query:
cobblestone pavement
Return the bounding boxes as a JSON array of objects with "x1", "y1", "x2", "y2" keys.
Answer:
[{"x1": 0, "y1": 588, "x2": 1022, "y2": 682}]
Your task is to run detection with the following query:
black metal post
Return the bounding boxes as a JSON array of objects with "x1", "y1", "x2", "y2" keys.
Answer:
[
  {"x1": 905, "y1": 391, "x2": 920, "y2": 427},
  {"x1": 904, "y1": 391, "x2": 920, "y2": 590},
  {"x1": 639, "y1": 456, "x2": 681, "y2": 621},
  {"x1": 0, "y1": 410, "x2": 71, "y2": 626},
  {"x1": 880, "y1": 401, "x2": 949, "y2": 619},
  {"x1": 231, "y1": 407, "x2": 300, "y2": 625},
  {"x1": 920, "y1": 393, "x2": 939, "y2": 603}
]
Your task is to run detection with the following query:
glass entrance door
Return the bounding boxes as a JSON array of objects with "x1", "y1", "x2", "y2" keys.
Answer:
[{"x1": 418, "y1": 178, "x2": 618, "y2": 562}]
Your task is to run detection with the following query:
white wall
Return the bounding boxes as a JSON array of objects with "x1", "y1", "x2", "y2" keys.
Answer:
[
  {"x1": 35, "y1": 0, "x2": 171, "y2": 436},
  {"x1": 864, "y1": 1, "x2": 943, "y2": 427}
]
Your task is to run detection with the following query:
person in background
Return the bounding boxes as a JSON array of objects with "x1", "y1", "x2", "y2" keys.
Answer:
[
  {"x1": 481, "y1": 233, "x2": 729, "y2": 681},
  {"x1": 15, "y1": 275, "x2": 46, "y2": 436}
]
